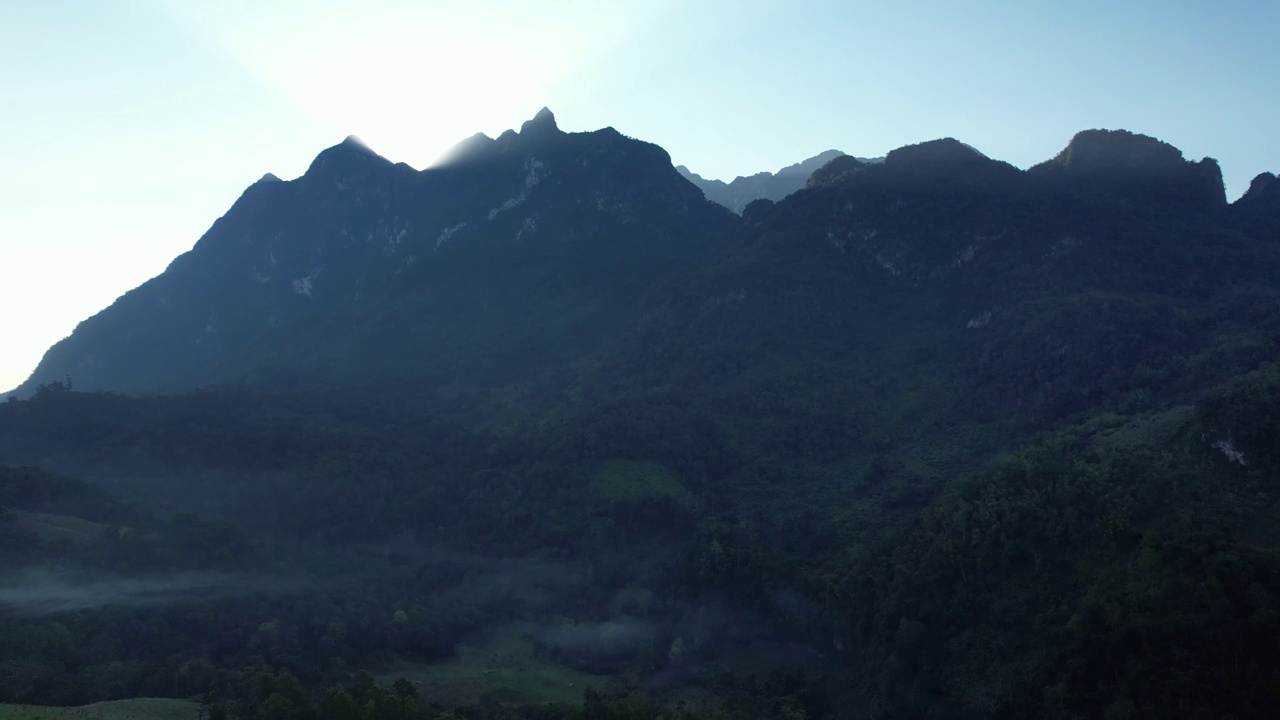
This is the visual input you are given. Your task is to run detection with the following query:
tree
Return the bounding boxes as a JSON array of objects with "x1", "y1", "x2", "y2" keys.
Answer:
[
  {"x1": 391, "y1": 678, "x2": 418, "y2": 701},
  {"x1": 318, "y1": 688, "x2": 361, "y2": 720}
]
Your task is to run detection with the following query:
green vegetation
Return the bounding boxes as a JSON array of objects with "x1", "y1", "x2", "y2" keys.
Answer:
[
  {"x1": 0, "y1": 699, "x2": 199, "y2": 720},
  {"x1": 4, "y1": 355, "x2": 1275, "y2": 717},
  {"x1": 378, "y1": 624, "x2": 608, "y2": 707},
  {"x1": 589, "y1": 462, "x2": 697, "y2": 510}
]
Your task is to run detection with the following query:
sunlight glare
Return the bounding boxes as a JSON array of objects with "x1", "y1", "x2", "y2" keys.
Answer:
[{"x1": 158, "y1": 0, "x2": 653, "y2": 170}]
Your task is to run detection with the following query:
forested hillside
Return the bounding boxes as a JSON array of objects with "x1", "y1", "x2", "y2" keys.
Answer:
[{"x1": 2, "y1": 115, "x2": 1278, "y2": 719}]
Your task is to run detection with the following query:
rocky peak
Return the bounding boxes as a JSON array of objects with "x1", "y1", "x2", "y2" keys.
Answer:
[
  {"x1": 1233, "y1": 172, "x2": 1280, "y2": 233},
  {"x1": 1031, "y1": 129, "x2": 1226, "y2": 206},
  {"x1": 304, "y1": 135, "x2": 393, "y2": 179},
  {"x1": 679, "y1": 150, "x2": 857, "y2": 213},
  {"x1": 1239, "y1": 172, "x2": 1280, "y2": 204},
  {"x1": 519, "y1": 107, "x2": 560, "y2": 140},
  {"x1": 434, "y1": 132, "x2": 497, "y2": 167}
]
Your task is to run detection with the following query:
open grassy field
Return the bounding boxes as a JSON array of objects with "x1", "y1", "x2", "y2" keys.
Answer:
[
  {"x1": 9, "y1": 511, "x2": 113, "y2": 543},
  {"x1": 0, "y1": 699, "x2": 200, "y2": 720},
  {"x1": 379, "y1": 623, "x2": 609, "y2": 707}
]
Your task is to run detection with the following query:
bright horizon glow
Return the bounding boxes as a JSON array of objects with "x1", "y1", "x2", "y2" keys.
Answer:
[{"x1": 2, "y1": 0, "x2": 1278, "y2": 393}]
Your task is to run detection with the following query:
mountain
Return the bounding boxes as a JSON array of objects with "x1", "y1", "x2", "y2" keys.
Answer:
[
  {"x1": 1237, "y1": 171, "x2": 1280, "y2": 236},
  {"x1": 677, "y1": 149, "x2": 881, "y2": 213},
  {"x1": 13, "y1": 108, "x2": 737, "y2": 397},
  {"x1": 1028, "y1": 128, "x2": 1227, "y2": 207},
  {"x1": 5, "y1": 116, "x2": 1280, "y2": 719},
  {"x1": 15, "y1": 117, "x2": 1280, "y2": 547}
]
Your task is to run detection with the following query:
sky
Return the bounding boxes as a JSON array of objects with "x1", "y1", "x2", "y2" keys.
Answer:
[{"x1": 2, "y1": 0, "x2": 1278, "y2": 393}]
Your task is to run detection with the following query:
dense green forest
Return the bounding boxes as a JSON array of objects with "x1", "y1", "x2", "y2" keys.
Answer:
[
  {"x1": 3, "y1": 119, "x2": 1279, "y2": 718},
  {"x1": 3, "y1": 359, "x2": 1278, "y2": 718}
]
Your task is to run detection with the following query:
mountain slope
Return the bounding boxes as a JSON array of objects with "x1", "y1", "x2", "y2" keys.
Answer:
[
  {"x1": 565, "y1": 131, "x2": 1280, "y2": 530},
  {"x1": 15, "y1": 110, "x2": 737, "y2": 397},
  {"x1": 677, "y1": 150, "x2": 882, "y2": 213}
]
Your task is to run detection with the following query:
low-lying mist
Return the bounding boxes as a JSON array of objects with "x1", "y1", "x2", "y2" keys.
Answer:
[
  {"x1": 0, "y1": 568, "x2": 317, "y2": 615},
  {"x1": 366, "y1": 542, "x2": 837, "y2": 684}
]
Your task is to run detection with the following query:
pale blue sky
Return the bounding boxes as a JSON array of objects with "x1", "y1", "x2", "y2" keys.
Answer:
[{"x1": 2, "y1": 0, "x2": 1277, "y2": 392}]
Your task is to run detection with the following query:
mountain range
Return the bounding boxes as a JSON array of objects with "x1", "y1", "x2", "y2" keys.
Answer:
[
  {"x1": 676, "y1": 150, "x2": 880, "y2": 213},
  {"x1": 3, "y1": 109, "x2": 1280, "y2": 719},
  {"x1": 14, "y1": 113, "x2": 1267, "y2": 403}
]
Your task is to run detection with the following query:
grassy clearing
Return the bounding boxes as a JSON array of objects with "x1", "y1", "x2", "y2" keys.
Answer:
[
  {"x1": 589, "y1": 461, "x2": 695, "y2": 509},
  {"x1": 9, "y1": 512, "x2": 112, "y2": 543},
  {"x1": 379, "y1": 623, "x2": 608, "y2": 707},
  {"x1": 0, "y1": 699, "x2": 200, "y2": 720}
]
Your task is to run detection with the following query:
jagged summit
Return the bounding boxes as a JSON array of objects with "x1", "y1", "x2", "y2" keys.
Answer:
[
  {"x1": 1239, "y1": 172, "x2": 1280, "y2": 204},
  {"x1": 11, "y1": 107, "x2": 733, "y2": 397},
  {"x1": 519, "y1": 107, "x2": 560, "y2": 138},
  {"x1": 678, "y1": 149, "x2": 854, "y2": 213},
  {"x1": 1235, "y1": 172, "x2": 1280, "y2": 231},
  {"x1": 15, "y1": 113, "x2": 1278, "y2": 400},
  {"x1": 434, "y1": 132, "x2": 496, "y2": 167},
  {"x1": 433, "y1": 109, "x2": 562, "y2": 168},
  {"x1": 305, "y1": 135, "x2": 392, "y2": 177}
]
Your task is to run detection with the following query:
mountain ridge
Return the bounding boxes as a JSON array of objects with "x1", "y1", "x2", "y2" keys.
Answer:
[
  {"x1": 1030, "y1": 128, "x2": 1227, "y2": 206},
  {"x1": 12, "y1": 108, "x2": 734, "y2": 397},
  {"x1": 677, "y1": 149, "x2": 873, "y2": 213},
  {"x1": 9, "y1": 116, "x2": 1275, "y2": 401}
]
